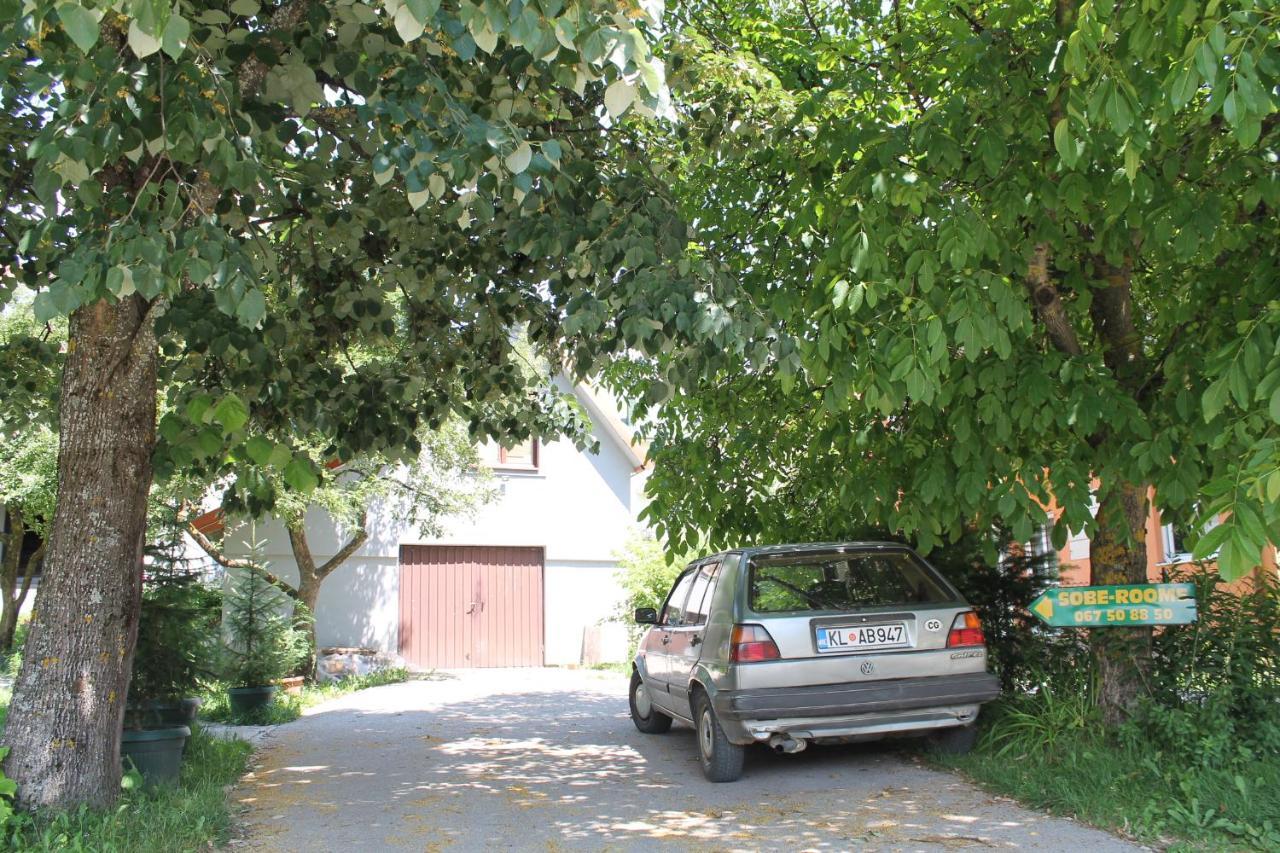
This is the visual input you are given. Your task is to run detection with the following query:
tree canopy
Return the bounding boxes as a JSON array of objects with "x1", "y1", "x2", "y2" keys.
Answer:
[
  {"x1": 0, "y1": 0, "x2": 749, "y2": 809},
  {"x1": 617, "y1": 0, "x2": 1279, "y2": 584}
]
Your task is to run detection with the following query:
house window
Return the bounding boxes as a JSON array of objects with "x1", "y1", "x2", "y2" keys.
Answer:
[
  {"x1": 481, "y1": 438, "x2": 539, "y2": 471},
  {"x1": 1161, "y1": 509, "x2": 1217, "y2": 564}
]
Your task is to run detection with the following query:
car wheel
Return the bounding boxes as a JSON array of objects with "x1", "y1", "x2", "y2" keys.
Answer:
[
  {"x1": 693, "y1": 690, "x2": 744, "y2": 782},
  {"x1": 629, "y1": 670, "x2": 672, "y2": 734},
  {"x1": 930, "y1": 724, "x2": 978, "y2": 755}
]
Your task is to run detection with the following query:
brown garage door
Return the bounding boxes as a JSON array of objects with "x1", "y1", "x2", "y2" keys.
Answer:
[{"x1": 399, "y1": 545, "x2": 544, "y2": 668}]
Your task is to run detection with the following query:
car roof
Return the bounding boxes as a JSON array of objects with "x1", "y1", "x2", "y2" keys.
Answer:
[{"x1": 694, "y1": 541, "x2": 915, "y2": 564}]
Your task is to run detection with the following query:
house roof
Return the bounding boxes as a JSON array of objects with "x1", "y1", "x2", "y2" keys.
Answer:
[{"x1": 571, "y1": 382, "x2": 649, "y2": 471}]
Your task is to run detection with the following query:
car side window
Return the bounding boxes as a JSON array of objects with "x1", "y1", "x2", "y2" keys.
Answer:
[
  {"x1": 659, "y1": 569, "x2": 698, "y2": 627},
  {"x1": 681, "y1": 563, "x2": 720, "y2": 628}
]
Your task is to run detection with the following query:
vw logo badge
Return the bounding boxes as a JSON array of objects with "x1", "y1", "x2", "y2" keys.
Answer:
[
  {"x1": 860, "y1": 660, "x2": 875, "y2": 675},
  {"x1": 925, "y1": 619, "x2": 942, "y2": 632}
]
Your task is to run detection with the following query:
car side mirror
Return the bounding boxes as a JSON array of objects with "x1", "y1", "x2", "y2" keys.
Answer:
[{"x1": 634, "y1": 607, "x2": 658, "y2": 624}]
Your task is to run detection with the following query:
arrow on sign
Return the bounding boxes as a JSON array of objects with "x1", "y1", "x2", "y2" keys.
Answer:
[{"x1": 1028, "y1": 583, "x2": 1197, "y2": 628}]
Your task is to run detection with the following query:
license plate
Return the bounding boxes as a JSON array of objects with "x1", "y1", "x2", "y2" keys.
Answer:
[{"x1": 815, "y1": 622, "x2": 909, "y2": 653}]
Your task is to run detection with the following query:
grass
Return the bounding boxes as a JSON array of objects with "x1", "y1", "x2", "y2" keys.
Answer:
[
  {"x1": 0, "y1": 717, "x2": 252, "y2": 852},
  {"x1": 198, "y1": 667, "x2": 411, "y2": 725},
  {"x1": 931, "y1": 695, "x2": 1280, "y2": 851}
]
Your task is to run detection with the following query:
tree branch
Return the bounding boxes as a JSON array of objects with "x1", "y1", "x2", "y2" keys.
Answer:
[
  {"x1": 317, "y1": 512, "x2": 368, "y2": 579},
  {"x1": 1024, "y1": 243, "x2": 1084, "y2": 356},
  {"x1": 185, "y1": 514, "x2": 301, "y2": 600},
  {"x1": 1089, "y1": 254, "x2": 1148, "y2": 395}
]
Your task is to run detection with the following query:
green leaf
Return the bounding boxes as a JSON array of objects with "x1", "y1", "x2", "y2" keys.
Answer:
[
  {"x1": 161, "y1": 14, "x2": 190, "y2": 60},
  {"x1": 1053, "y1": 118, "x2": 1077, "y2": 167},
  {"x1": 1191, "y1": 521, "x2": 1230, "y2": 559},
  {"x1": 1123, "y1": 140, "x2": 1140, "y2": 182},
  {"x1": 504, "y1": 142, "x2": 533, "y2": 174},
  {"x1": 187, "y1": 394, "x2": 213, "y2": 424},
  {"x1": 542, "y1": 139, "x2": 562, "y2": 166},
  {"x1": 1270, "y1": 387, "x2": 1280, "y2": 424},
  {"x1": 244, "y1": 435, "x2": 274, "y2": 465},
  {"x1": 283, "y1": 458, "x2": 320, "y2": 493},
  {"x1": 394, "y1": 5, "x2": 425, "y2": 42},
  {"x1": 58, "y1": 4, "x2": 99, "y2": 53},
  {"x1": 236, "y1": 288, "x2": 267, "y2": 328},
  {"x1": 405, "y1": 0, "x2": 440, "y2": 24},
  {"x1": 212, "y1": 393, "x2": 249, "y2": 434},
  {"x1": 127, "y1": 19, "x2": 162, "y2": 59},
  {"x1": 1202, "y1": 377, "x2": 1229, "y2": 421},
  {"x1": 1171, "y1": 65, "x2": 1199, "y2": 109},
  {"x1": 267, "y1": 443, "x2": 292, "y2": 469},
  {"x1": 604, "y1": 79, "x2": 637, "y2": 118}
]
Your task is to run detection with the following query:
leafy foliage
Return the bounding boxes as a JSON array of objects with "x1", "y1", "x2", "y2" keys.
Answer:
[
  {"x1": 940, "y1": 569, "x2": 1280, "y2": 849},
  {"x1": 615, "y1": 0, "x2": 1279, "y2": 580},
  {"x1": 613, "y1": 530, "x2": 693, "y2": 633},
  {"x1": 0, "y1": 0, "x2": 740, "y2": 517},
  {"x1": 920, "y1": 532, "x2": 1062, "y2": 693}
]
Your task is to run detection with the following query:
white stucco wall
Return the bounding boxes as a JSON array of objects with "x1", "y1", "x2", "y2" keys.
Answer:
[{"x1": 195, "y1": 411, "x2": 646, "y2": 666}]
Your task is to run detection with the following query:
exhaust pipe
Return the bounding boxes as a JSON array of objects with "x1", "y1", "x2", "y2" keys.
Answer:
[{"x1": 768, "y1": 733, "x2": 808, "y2": 754}]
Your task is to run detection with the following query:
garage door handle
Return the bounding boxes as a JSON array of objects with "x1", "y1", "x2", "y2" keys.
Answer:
[{"x1": 466, "y1": 601, "x2": 484, "y2": 614}]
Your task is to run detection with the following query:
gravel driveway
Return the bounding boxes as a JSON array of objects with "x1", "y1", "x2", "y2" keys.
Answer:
[{"x1": 234, "y1": 668, "x2": 1142, "y2": 851}]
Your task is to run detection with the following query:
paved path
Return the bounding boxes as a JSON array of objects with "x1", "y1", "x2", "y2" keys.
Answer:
[{"x1": 234, "y1": 669, "x2": 1143, "y2": 851}]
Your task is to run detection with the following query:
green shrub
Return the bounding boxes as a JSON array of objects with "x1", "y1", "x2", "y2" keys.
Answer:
[
  {"x1": 613, "y1": 531, "x2": 693, "y2": 651},
  {"x1": 219, "y1": 563, "x2": 308, "y2": 689},
  {"x1": 937, "y1": 565, "x2": 1280, "y2": 850},
  {"x1": 129, "y1": 569, "x2": 221, "y2": 723}
]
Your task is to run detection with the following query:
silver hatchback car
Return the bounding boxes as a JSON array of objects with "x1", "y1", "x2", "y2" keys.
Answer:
[{"x1": 629, "y1": 542, "x2": 1000, "y2": 781}]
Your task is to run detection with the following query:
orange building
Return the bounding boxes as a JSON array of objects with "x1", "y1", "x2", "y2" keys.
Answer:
[{"x1": 1050, "y1": 501, "x2": 1277, "y2": 587}]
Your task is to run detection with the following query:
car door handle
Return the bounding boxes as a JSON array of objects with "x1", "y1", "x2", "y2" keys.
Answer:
[
  {"x1": 690, "y1": 636, "x2": 702, "y2": 647},
  {"x1": 660, "y1": 635, "x2": 671, "y2": 645}
]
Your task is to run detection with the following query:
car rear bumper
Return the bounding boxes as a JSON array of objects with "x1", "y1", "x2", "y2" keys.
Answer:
[{"x1": 712, "y1": 672, "x2": 1000, "y2": 743}]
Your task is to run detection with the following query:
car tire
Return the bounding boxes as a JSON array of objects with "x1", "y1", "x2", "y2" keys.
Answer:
[
  {"x1": 693, "y1": 689, "x2": 744, "y2": 782},
  {"x1": 629, "y1": 670, "x2": 673, "y2": 734},
  {"x1": 930, "y1": 724, "x2": 978, "y2": 755}
]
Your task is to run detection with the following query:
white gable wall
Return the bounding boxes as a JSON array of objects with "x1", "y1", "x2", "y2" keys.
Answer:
[{"x1": 198, "y1": 416, "x2": 645, "y2": 666}]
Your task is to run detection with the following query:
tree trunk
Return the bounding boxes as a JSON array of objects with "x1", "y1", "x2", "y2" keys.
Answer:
[
  {"x1": 1089, "y1": 480, "x2": 1153, "y2": 725},
  {"x1": 296, "y1": 574, "x2": 321, "y2": 680},
  {"x1": 1, "y1": 296, "x2": 157, "y2": 810},
  {"x1": 286, "y1": 517, "x2": 366, "y2": 681},
  {"x1": 0, "y1": 508, "x2": 44, "y2": 653},
  {"x1": 1, "y1": 506, "x2": 24, "y2": 652}
]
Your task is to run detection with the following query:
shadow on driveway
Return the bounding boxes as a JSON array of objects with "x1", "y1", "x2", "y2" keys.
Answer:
[{"x1": 236, "y1": 671, "x2": 1140, "y2": 851}]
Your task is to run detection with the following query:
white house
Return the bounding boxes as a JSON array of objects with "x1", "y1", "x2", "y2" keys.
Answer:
[{"x1": 191, "y1": 382, "x2": 649, "y2": 668}]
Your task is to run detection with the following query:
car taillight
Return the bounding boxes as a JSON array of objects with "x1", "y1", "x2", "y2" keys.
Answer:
[
  {"x1": 947, "y1": 611, "x2": 985, "y2": 647},
  {"x1": 730, "y1": 624, "x2": 781, "y2": 662}
]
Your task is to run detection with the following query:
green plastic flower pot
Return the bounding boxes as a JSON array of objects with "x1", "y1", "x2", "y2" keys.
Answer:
[
  {"x1": 228, "y1": 684, "x2": 280, "y2": 718},
  {"x1": 121, "y1": 725, "x2": 191, "y2": 788}
]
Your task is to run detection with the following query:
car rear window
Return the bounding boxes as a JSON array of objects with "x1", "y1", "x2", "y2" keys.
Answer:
[{"x1": 748, "y1": 550, "x2": 955, "y2": 612}]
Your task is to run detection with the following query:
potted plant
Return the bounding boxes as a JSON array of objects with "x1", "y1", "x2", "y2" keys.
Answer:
[
  {"x1": 220, "y1": 561, "x2": 308, "y2": 720},
  {"x1": 122, "y1": 567, "x2": 221, "y2": 787}
]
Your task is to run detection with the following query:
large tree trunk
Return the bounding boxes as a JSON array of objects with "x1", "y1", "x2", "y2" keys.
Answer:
[
  {"x1": 1088, "y1": 480, "x2": 1153, "y2": 725},
  {"x1": 2, "y1": 296, "x2": 157, "y2": 810}
]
